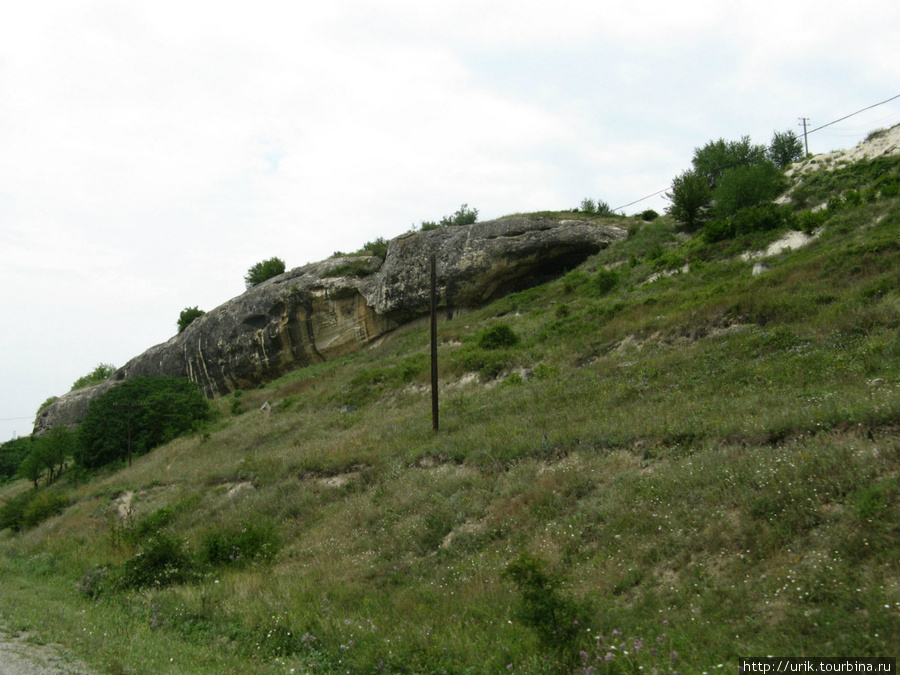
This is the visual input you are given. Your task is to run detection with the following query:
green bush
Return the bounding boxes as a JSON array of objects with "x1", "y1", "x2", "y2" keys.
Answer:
[
  {"x1": 503, "y1": 553, "x2": 591, "y2": 656},
  {"x1": 71, "y1": 364, "x2": 115, "y2": 391},
  {"x1": 21, "y1": 490, "x2": 69, "y2": 529},
  {"x1": 244, "y1": 257, "x2": 286, "y2": 289},
  {"x1": 0, "y1": 437, "x2": 34, "y2": 483},
  {"x1": 321, "y1": 259, "x2": 380, "y2": 278},
  {"x1": 0, "y1": 489, "x2": 68, "y2": 532},
  {"x1": 198, "y1": 521, "x2": 281, "y2": 568},
  {"x1": 76, "y1": 377, "x2": 210, "y2": 469},
  {"x1": 713, "y1": 162, "x2": 786, "y2": 219},
  {"x1": 120, "y1": 531, "x2": 193, "y2": 589},
  {"x1": 177, "y1": 306, "x2": 205, "y2": 334},
  {"x1": 477, "y1": 324, "x2": 520, "y2": 350},
  {"x1": 640, "y1": 209, "x2": 659, "y2": 221},
  {"x1": 593, "y1": 268, "x2": 619, "y2": 294},
  {"x1": 440, "y1": 203, "x2": 478, "y2": 226}
]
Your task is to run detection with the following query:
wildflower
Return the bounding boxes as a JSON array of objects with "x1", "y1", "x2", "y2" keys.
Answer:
[{"x1": 605, "y1": 653, "x2": 615, "y2": 661}]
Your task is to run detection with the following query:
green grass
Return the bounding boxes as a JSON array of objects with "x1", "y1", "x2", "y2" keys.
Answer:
[{"x1": 2, "y1": 182, "x2": 900, "y2": 672}]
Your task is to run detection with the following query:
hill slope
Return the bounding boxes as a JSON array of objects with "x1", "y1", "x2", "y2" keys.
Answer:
[{"x1": 2, "y1": 133, "x2": 900, "y2": 674}]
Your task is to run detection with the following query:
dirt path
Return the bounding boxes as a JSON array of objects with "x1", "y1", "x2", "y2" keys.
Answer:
[{"x1": 0, "y1": 627, "x2": 97, "y2": 675}]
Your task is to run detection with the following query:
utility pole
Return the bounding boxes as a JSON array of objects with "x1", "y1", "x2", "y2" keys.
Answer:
[
  {"x1": 430, "y1": 253, "x2": 439, "y2": 432},
  {"x1": 798, "y1": 117, "x2": 810, "y2": 156}
]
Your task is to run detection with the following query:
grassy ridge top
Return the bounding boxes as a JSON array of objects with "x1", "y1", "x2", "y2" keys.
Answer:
[{"x1": 2, "y1": 172, "x2": 900, "y2": 672}]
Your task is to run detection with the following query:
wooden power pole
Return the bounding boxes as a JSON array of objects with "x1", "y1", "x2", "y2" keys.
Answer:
[
  {"x1": 799, "y1": 117, "x2": 810, "y2": 156},
  {"x1": 430, "y1": 253, "x2": 439, "y2": 432}
]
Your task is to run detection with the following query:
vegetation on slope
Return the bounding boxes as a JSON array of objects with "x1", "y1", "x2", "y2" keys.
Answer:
[{"x1": 1, "y1": 145, "x2": 899, "y2": 674}]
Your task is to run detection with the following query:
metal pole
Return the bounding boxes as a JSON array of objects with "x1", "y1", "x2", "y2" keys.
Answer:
[{"x1": 430, "y1": 253, "x2": 439, "y2": 432}]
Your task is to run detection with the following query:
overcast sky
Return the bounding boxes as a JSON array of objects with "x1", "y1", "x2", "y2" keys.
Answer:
[{"x1": 2, "y1": 0, "x2": 900, "y2": 441}]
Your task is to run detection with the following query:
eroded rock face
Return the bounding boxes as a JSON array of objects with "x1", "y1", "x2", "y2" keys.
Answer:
[{"x1": 34, "y1": 217, "x2": 624, "y2": 433}]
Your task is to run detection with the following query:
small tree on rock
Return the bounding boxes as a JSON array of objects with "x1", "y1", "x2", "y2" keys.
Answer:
[
  {"x1": 244, "y1": 257, "x2": 286, "y2": 289},
  {"x1": 177, "y1": 307, "x2": 205, "y2": 334}
]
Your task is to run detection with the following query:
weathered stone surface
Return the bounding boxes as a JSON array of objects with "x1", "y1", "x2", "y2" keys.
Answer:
[{"x1": 34, "y1": 217, "x2": 624, "y2": 433}]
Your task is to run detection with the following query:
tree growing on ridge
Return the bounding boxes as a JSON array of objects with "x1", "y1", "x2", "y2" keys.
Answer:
[
  {"x1": 768, "y1": 129, "x2": 805, "y2": 169},
  {"x1": 177, "y1": 307, "x2": 205, "y2": 334},
  {"x1": 692, "y1": 135, "x2": 769, "y2": 189},
  {"x1": 665, "y1": 170, "x2": 712, "y2": 232},
  {"x1": 244, "y1": 257, "x2": 286, "y2": 289}
]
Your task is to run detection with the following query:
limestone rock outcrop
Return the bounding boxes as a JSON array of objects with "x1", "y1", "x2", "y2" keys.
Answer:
[{"x1": 34, "y1": 217, "x2": 624, "y2": 433}]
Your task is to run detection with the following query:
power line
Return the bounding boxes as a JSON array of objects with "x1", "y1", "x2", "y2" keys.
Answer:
[
  {"x1": 807, "y1": 93, "x2": 900, "y2": 134},
  {"x1": 0, "y1": 416, "x2": 33, "y2": 422}
]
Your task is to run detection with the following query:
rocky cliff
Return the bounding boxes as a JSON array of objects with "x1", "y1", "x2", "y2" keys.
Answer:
[{"x1": 35, "y1": 216, "x2": 625, "y2": 433}]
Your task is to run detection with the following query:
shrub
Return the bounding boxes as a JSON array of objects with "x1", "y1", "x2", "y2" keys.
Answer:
[
  {"x1": 21, "y1": 490, "x2": 68, "y2": 529},
  {"x1": 71, "y1": 364, "x2": 115, "y2": 391},
  {"x1": 120, "y1": 531, "x2": 193, "y2": 589},
  {"x1": 36, "y1": 396, "x2": 58, "y2": 415},
  {"x1": 198, "y1": 521, "x2": 281, "y2": 568},
  {"x1": 362, "y1": 237, "x2": 389, "y2": 260},
  {"x1": 244, "y1": 257, "x2": 286, "y2": 289},
  {"x1": 477, "y1": 324, "x2": 520, "y2": 350},
  {"x1": 0, "y1": 490, "x2": 68, "y2": 532},
  {"x1": 0, "y1": 437, "x2": 34, "y2": 484},
  {"x1": 713, "y1": 162, "x2": 786, "y2": 219},
  {"x1": 440, "y1": 203, "x2": 478, "y2": 227},
  {"x1": 177, "y1": 307, "x2": 205, "y2": 334},
  {"x1": 503, "y1": 553, "x2": 591, "y2": 656},
  {"x1": 76, "y1": 377, "x2": 210, "y2": 469},
  {"x1": 321, "y1": 259, "x2": 380, "y2": 278},
  {"x1": 640, "y1": 209, "x2": 659, "y2": 221},
  {"x1": 593, "y1": 268, "x2": 619, "y2": 294},
  {"x1": 579, "y1": 198, "x2": 596, "y2": 214}
]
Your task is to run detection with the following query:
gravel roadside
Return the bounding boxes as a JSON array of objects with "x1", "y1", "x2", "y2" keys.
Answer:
[{"x1": 0, "y1": 626, "x2": 97, "y2": 675}]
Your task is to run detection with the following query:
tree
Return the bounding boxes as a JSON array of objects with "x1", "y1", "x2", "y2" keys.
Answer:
[
  {"x1": 17, "y1": 452, "x2": 44, "y2": 489},
  {"x1": 76, "y1": 376, "x2": 210, "y2": 469},
  {"x1": 0, "y1": 437, "x2": 34, "y2": 483},
  {"x1": 177, "y1": 306, "x2": 205, "y2": 334},
  {"x1": 244, "y1": 257, "x2": 286, "y2": 289},
  {"x1": 32, "y1": 425, "x2": 76, "y2": 485},
  {"x1": 692, "y1": 135, "x2": 769, "y2": 189},
  {"x1": 71, "y1": 364, "x2": 116, "y2": 391},
  {"x1": 713, "y1": 161, "x2": 787, "y2": 218},
  {"x1": 769, "y1": 129, "x2": 805, "y2": 169},
  {"x1": 665, "y1": 170, "x2": 712, "y2": 232}
]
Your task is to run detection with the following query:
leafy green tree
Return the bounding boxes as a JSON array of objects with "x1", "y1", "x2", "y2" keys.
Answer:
[
  {"x1": 579, "y1": 198, "x2": 596, "y2": 213},
  {"x1": 769, "y1": 129, "x2": 805, "y2": 169},
  {"x1": 692, "y1": 135, "x2": 768, "y2": 188},
  {"x1": 713, "y1": 161, "x2": 787, "y2": 218},
  {"x1": 17, "y1": 452, "x2": 45, "y2": 489},
  {"x1": 665, "y1": 170, "x2": 712, "y2": 232},
  {"x1": 244, "y1": 257, "x2": 286, "y2": 289},
  {"x1": 177, "y1": 306, "x2": 205, "y2": 334},
  {"x1": 32, "y1": 425, "x2": 76, "y2": 485},
  {"x1": 71, "y1": 364, "x2": 116, "y2": 391},
  {"x1": 76, "y1": 377, "x2": 210, "y2": 469},
  {"x1": 0, "y1": 437, "x2": 34, "y2": 483}
]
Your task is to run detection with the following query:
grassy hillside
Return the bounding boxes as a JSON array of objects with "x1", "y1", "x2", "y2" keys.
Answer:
[{"x1": 2, "y1": 157, "x2": 900, "y2": 673}]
